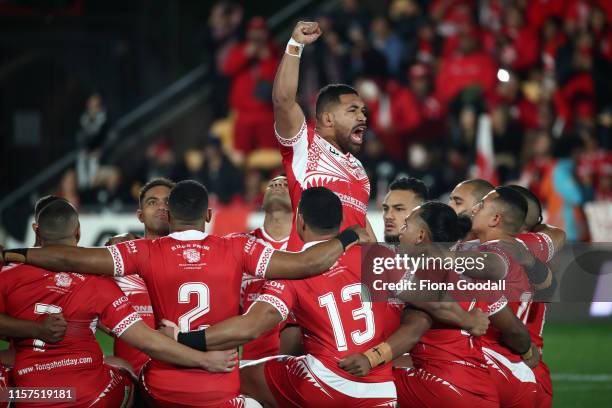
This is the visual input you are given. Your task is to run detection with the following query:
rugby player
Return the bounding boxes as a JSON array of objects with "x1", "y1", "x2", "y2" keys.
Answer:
[{"x1": 273, "y1": 21, "x2": 376, "y2": 250}]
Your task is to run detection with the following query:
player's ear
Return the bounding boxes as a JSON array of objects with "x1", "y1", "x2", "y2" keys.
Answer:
[
  {"x1": 416, "y1": 228, "x2": 426, "y2": 244},
  {"x1": 322, "y1": 111, "x2": 334, "y2": 128},
  {"x1": 136, "y1": 208, "x2": 144, "y2": 224},
  {"x1": 296, "y1": 213, "x2": 305, "y2": 232},
  {"x1": 31, "y1": 222, "x2": 37, "y2": 235},
  {"x1": 206, "y1": 209, "x2": 212, "y2": 223}
]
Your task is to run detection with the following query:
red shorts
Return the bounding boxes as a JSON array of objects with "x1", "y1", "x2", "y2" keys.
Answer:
[
  {"x1": 140, "y1": 388, "x2": 253, "y2": 408},
  {"x1": 263, "y1": 355, "x2": 397, "y2": 408},
  {"x1": 533, "y1": 361, "x2": 552, "y2": 408},
  {"x1": 482, "y1": 347, "x2": 538, "y2": 408},
  {"x1": 393, "y1": 364, "x2": 498, "y2": 408},
  {"x1": 90, "y1": 366, "x2": 134, "y2": 408}
]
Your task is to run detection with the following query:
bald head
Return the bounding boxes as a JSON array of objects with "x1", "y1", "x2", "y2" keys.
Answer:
[
  {"x1": 37, "y1": 200, "x2": 80, "y2": 244},
  {"x1": 448, "y1": 179, "x2": 494, "y2": 216}
]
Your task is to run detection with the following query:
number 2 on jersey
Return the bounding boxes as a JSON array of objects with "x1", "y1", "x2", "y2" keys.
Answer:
[
  {"x1": 318, "y1": 283, "x2": 375, "y2": 351},
  {"x1": 178, "y1": 282, "x2": 210, "y2": 332}
]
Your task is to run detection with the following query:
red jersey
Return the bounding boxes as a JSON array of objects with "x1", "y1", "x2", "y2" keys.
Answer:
[
  {"x1": 113, "y1": 274, "x2": 155, "y2": 374},
  {"x1": 478, "y1": 242, "x2": 533, "y2": 361},
  {"x1": 516, "y1": 231, "x2": 556, "y2": 350},
  {"x1": 240, "y1": 227, "x2": 289, "y2": 361},
  {"x1": 277, "y1": 120, "x2": 370, "y2": 251},
  {"x1": 257, "y1": 244, "x2": 394, "y2": 384},
  {"x1": 108, "y1": 230, "x2": 275, "y2": 406},
  {"x1": 0, "y1": 264, "x2": 141, "y2": 407}
]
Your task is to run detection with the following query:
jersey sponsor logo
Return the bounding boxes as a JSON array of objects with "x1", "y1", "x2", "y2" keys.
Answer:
[
  {"x1": 183, "y1": 248, "x2": 201, "y2": 264},
  {"x1": 127, "y1": 240, "x2": 138, "y2": 254},
  {"x1": 112, "y1": 296, "x2": 129, "y2": 308},
  {"x1": 268, "y1": 281, "x2": 285, "y2": 290},
  {"x1": 54, "y1": 273, "x2": 73, "y2": 288},
  {"x1": 244, "y1": 237, "x2": 256, "y2": 254}
]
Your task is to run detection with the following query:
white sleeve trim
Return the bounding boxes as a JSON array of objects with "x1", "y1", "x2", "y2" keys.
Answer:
[
  {"x1": 253, "y1": 294, "x2": 289, "y2": 321},
  {"x1": 107, "y1": 246, "x2": 125, "y2": 277},
  {"x1": 536, "y1": 232, "x2": 555, "y2": 262},
  {"x1": 255, "y1": 247, "x2": 275, "y2": 279},
  {"x1": 112, "y1": 312, "x2": 142, "y2": 337},
  {"x1": 487, "y1": 295, "x2": 508, "y2": 316},
  {"x1": 274, "y1": 120, "x2": 307, "y2": 147}
]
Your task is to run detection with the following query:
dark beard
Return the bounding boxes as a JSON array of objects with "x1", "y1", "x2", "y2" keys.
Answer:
[{"x1": 384, "y1": 234, "x2": 400, "y2": 243}]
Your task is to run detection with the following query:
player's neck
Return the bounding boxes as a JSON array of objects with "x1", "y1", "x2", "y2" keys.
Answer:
[
  {"x1": 315, "y1": 126, "x2": 345, "y2": 154},
  {"x1": 263, "y1": 210, "x2": 291, "y2": 241},
  {"x1": 144, "y1": 228, "x2": 167, "y2": 240},
  {"x1": 41, "y1": 238, "x2": 77, "y2": 247},
  {"x1": 476, "y1": 228, "x2": 509, "y2": 243},
  {"x1": 302, "y1": 229, "x2": 336, "y2": 244},
  {"x1": 170, "y1": 221, "x2": 206, "y2": 233}
]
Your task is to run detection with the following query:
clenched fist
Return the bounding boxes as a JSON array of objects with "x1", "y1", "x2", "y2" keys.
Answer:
[{"x1": 291, "y1": 21, "x2": 322, "y2": 45}]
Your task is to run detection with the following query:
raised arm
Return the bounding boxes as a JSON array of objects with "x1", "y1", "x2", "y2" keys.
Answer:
[
  {"x1": 272, "y1": 21, "x2": 320, "y2": 139},
  {"x1": 3, "y1": 246, "x2": 115, "y2": 276}
]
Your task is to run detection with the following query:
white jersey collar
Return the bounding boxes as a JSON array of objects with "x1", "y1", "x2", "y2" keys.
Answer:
[{"x1": 168, "y1": 230, "x2": 208, "y2": 241}]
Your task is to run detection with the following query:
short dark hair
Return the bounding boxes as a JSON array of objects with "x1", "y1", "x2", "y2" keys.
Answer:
[
  {"x1": 34, "y1": 195, "x2": 65, "y2": 221},
  {"x1": 389, "y1": 177, "x2": 429, "y2": 202},
  {"x1": 493, "y1": 186, "x2": 528, "y2": 234},
  {"x1": 298, "y1": 187, "x2": 342, "y2": 234},
  {"x1": 315, "y1": 84, "x2": 359, "y2": 119},
  {"x1": 37, "y1": 199, "x2": 79, "y2": 242},
  {"x1": 462, "y1": 179, "x2": 494, "y2": 202},
  {"x1": 418, "y1": 202, "x2": 472, "y2": 243},
  {"x1": 139, "y1": 178, "x2": 175, "y2": 207},
  {"x1": 507, "y1": 185, "x2": 543, "y2": 229},
  {"x1": 168, "y1": 180, "x2": 209, "y2": 222}
]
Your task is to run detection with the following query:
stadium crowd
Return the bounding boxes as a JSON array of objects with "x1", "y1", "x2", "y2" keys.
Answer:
[
  {"x1": 0, "y1": 11, "x2": 581, "y2": 406},
  {"x1": 44, "y1": 0, "x2": 611, "y2": 246}
]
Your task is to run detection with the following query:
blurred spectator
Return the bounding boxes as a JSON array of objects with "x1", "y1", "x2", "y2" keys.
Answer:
[
  {"x1": 356, "y1": 77, "x2": 421, "y2": 161},
  {"x1": 520, "y1": 131, "x2": 554, "y2": 200},
  {"x1": 541, "y1": 135, "x2": 593, "y2": 241},
  {"x1": 347, "y1": 25, "x2": 389, "y2": 80},
  {"x1": 200, "y1": 136, "x2": 242, "y2": 204},
  {"x1": 202, "y1": 1, "x2": 244, "y2": 72},
  {"x1": 331, "y1": 0, "x2": 371, "y2": 43},
  {"x1": 76, "y1": 93, "x2": 108, "y2": 189},
  {"x1": 55, "y1": 169, "x2": 80, "y2": 209},
  {"x1": 243, "y1": 167, "x2": 265, "y2": 207},
  {"x1": 577, "y1": 130, "x2": 612, "y2": 200},
  {"x1": 144, "y1": 140, "x2": 176, "y2": 181},
  {"x1": 369, "y1": 15, "x2": 405, "y2": 77},
  {"x1": 435, "y1": 25, "x2": 498, "y2": 108},
  {"x1": 498, "y1": 5, "x2": 540, "y2": 72},
  {"x1": 407, "y1": 63, "x2": 445, "y2": 139},
  {"x1": 360, "y1": 133, "x2": 399, "y2": 203},
  {"x1": 221, "y1": 16, "x2": 279, "y2": 158}
]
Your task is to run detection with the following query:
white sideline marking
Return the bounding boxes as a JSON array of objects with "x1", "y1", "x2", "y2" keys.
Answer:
[{"x1": 552, "y1": 374, "x2": 612, "y2": 382}]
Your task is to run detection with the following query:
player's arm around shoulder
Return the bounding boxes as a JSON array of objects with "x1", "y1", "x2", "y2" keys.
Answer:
[{"x1": 119, "y1": 320, "x2": 237, "y2": 373}]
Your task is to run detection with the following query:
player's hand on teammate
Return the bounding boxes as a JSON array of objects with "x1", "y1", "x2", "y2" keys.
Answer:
[
  {"x1": 466, "y1": 308, "x2": 489, "y2": 337},
  {"x1": 201, "y1": 349, "x2": 239, "y2": 373},
  {"x1": 292, "y1": 21, "x2": 322, "y2": 45},
  {"x1": 38, "y1": 313, "x2": 67, "y2": 343},
  {"x1": 159, "y1": 319, "x2": 179, "y2": 341},
  {"x1": 338, "y1": 353, "x2": 372, "y2": 377},
  {"x1": 523, "y1": 343, "x2": 541, "y2": 369},
  {"x1": 104, "y1": 232, "x2": 141, "y2": 246},
  {"x1": 347, "y1": 225, "x2": 373, "y2": 244},
  {"x1": 497, "y1": 239, "x2": 535, "y2": 268}
]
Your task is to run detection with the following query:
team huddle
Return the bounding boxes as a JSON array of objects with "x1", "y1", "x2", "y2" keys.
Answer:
[{"x1": 0, "y1": 22, "x2": 564, "y2": 408}]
